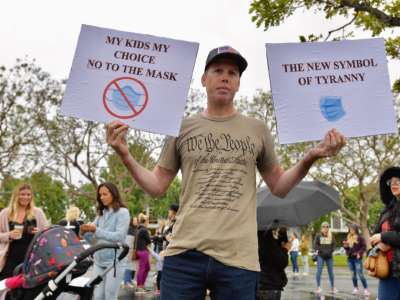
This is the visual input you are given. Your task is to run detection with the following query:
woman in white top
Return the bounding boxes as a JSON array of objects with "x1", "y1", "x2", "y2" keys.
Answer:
[{"x1": 289, "y1": 232, "x2": 300, "y2": 277}]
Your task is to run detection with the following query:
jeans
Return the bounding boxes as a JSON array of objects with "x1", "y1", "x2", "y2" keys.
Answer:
[
  {"x1": 347, "y1": 257, "x2": 368, "y2": 288},
  {"x1": 302, "y1": 255, "x2": 309, "y2": 274},
  {"x1": 136, "y1": 250, "x2": 150, "y2": 287},
  {"x1": 378, "y1": 277, "x2": 400, "y2": 300},
  {"x1": 92, "y1": 263, "x2": 124, "y2": 300},
  {"x1": 290, "y1": 251, "x2": 299, "y2": 273},
  {"x1": 123, "y1": 269, "x2": 135, "y2": 284},
  {"x1": 156, "y1": 270, "x2": 162, "y2": 290},
  {"x1": 161, "y1": 250, "x2": 258, "y2": 300},
  {"x1": 315, "y1": 256, "x2": 334, "y2": 288}
]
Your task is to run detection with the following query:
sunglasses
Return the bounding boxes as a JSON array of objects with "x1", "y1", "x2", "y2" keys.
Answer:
[{"x1": 386, "y1": 178, "x2": 400, "y2": 186}]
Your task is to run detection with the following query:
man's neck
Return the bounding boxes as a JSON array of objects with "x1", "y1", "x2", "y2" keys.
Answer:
[{"x1": 202, "y1": 105, "x2": 236, "y2": 118}]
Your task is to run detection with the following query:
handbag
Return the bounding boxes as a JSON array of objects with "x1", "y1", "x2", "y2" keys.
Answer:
[
  {"x1": 364, "y1": 248, "x2": 390, "y2": 279},
  {"x1": 311, "y1": 253, "x2": 318, "y2": 262}
]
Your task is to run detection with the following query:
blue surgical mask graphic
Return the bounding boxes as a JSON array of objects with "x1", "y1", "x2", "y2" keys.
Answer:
[
  {"x1": 319, "y1": 96, "x2": 345, "y2": 122},
  {"x1": 109, "y1": 85, "x2": 143, "y2": 112}
]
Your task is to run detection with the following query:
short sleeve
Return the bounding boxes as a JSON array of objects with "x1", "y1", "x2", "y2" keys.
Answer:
[
  {"x1": 257, "y1": 124, "x2": 278, "y2": 173},
  {"x1": 157, "y1": 136, "x2": 180, "y2": 172}
]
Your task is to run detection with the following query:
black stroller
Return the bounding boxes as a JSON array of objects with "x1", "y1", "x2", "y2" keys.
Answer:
[{"x1": 6, "y1": 226, "x2": 128, "y2": 300}]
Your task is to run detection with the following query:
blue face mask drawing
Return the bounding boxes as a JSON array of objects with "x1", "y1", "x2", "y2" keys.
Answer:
[
  {"x1": 319, "y1": 96, "x2": 345, "y2": 122},
  {"x1": 108, "y1": 85, "x2": 143, "y2": 112}
]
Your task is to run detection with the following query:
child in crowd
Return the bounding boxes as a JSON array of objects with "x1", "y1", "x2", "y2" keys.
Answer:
[{"x1": 149, "y1": 248, "x2": 165, "y2": 296}]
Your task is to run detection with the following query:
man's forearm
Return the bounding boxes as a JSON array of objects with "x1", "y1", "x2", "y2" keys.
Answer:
[
  {"x1": 120, "y1": 154, "x2": 164, "y2": 197},
  {"x1": 271, "y1": 151, "x2": 319, "y2": 198}
]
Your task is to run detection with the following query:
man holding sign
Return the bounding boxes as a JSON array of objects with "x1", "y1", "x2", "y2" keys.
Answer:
[{"x1": 106, "y1": 46, "x2": 345, "y2": 299}]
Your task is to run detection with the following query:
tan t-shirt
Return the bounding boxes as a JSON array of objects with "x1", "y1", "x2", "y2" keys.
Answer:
[{"x1": 158, "y1": 112, "x2": 278, "y2": 271}]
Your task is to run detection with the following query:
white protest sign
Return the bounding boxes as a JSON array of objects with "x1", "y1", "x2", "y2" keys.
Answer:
[
  {"x1": 266, "y1": 38, "x2": 397, "y2": 144},
  {"x1": 61, "y1": 24, "x2": 199, "y2": 136}
]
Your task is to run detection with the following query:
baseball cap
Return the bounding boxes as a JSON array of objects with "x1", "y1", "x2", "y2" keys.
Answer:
[{"x1": 204, "y1": 46, "x2": 248, "y2": 75}]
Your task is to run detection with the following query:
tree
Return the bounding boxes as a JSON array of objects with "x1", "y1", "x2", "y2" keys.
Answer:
[
  {"x1": 249, "y1": 0, "x2": 400, "y2": 240},
  {"x1": 249, "y1": 0, "x2": 400, "y2": 92},
  {"x1": 0, "y1": 59, "x2": 62, "y2": 180},
  {"x1": 66, "y1": 183, "x2": 97, "y2": 222},
  {"x1": 99, "y1": 138, "x2": 182, "y2": 221},
  {"x1": 238, "y1": 90, "x2": 400, "y2": 241}
]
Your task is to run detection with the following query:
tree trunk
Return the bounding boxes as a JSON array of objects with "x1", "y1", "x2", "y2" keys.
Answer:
[{"x1": 360, "y1": 193, "x2": 371, "y2": 248}]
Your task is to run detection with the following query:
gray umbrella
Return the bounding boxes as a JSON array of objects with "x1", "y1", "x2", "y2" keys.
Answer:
[{"x1": 256, "y1": 180, "x2": 340, "y2": 229}]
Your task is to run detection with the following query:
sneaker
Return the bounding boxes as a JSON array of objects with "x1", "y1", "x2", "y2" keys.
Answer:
[
  {"x1": 124, "y1": 283, "x2": 134, "y2": 289},
  {"x1": 364, "y1": 289, "x2": 371, "y2": 296},
  {"x1": 352, "y1": 287, "x2": 359, "y2": 294},
  {"x1": 315, "y1": 287, "x2": 322, "y2": 294},
  {"x1": 332, "y1": 287, "x2": 338, "y2": 294},
  {"x1": 302, "y1": 272, "x2": 308, "y2": 276}
]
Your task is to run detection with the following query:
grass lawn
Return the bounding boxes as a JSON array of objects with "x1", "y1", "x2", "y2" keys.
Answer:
[{"x1": 289, "y1": 255, "x2": 349, "y2": 267}]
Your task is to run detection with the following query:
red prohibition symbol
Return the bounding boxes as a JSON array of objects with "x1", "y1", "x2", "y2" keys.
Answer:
[{"x1": 103, "y1": 77, "x2": 149, "y2": 119}]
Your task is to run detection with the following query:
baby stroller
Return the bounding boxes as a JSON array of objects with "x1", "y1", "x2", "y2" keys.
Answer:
[{"x1": 3, "y1": 225, "x2": 128, "y2": 300}]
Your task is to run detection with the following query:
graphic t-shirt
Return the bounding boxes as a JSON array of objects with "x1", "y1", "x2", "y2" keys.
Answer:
[{"x1": 158, "y1": 112, "x2": 278, "y2": 271}]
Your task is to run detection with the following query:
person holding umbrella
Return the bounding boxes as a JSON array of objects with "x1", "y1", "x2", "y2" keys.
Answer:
[
  {"x1": 106, "y1": 45, "x2": 346, "y2": 299},
  {"x1": 369, "y1": 166, "x2": 400, "y2": 299},
  {"x1": 314, "y1": 221, "x2": 337, "y2": 294},
  {"x1": 257, "y1": 225, "x2": 291, "y2": 300}
]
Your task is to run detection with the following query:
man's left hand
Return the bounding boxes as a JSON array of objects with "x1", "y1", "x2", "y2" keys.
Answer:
[{"x1": 310, "y1": 129, "x2": 346, "y2": 159}]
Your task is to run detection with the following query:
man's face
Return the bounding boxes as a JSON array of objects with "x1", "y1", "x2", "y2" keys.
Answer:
[{"x1": 201, "y1": 59, "x2": 240, "y2": 105}]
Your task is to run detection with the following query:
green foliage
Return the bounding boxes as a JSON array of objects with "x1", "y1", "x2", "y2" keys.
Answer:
[
  {"x1": 249, "y1": 0, "x2": 400, "y2": 91},
  {"x1": 66, "y1": 183, "x2": 97, "y2": 222},
  {"x1": 30, "y1": 172, "x2": 68, "y2": 223},
  {"x1": 100, "y1": 141, "x2": 182, "y2": 220},
  {"x1": 239, "y1": 90, "x2": 400, "y2": 238},
  {"x1": 149, "y1": 178, "x2": 181, "y2": 220}
]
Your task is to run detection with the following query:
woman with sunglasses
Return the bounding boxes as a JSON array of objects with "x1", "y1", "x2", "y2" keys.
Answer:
[
  {"x1": 370, "y1": 167, "x2": 400, "y2": 299},
  {"x1": 313, "y1": 221, "x2": 337, "y2": 294}
]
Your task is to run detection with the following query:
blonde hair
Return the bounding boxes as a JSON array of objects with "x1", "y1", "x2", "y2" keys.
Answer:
[
  {"x1": 65, "y1": 206, "x2": 81, "y2": 222},
  {"x1": 347, "y1": 232, "x2": 358, "y2": 248},
  {"x1": 8, "y1": 183, "x2": 35, "y2": 222},
  {"x1": 138, "y1": 213, "x2": 148, "y2": 224},
  {"x1": 346, "y1": 224, "x2": 359, "y2": 248},
  {"x1": 320, "y1": 223, "x2": 332, "y2": 243},
  {"x1": 158, "y1": 219, "x2": 165, "y2": 228}
]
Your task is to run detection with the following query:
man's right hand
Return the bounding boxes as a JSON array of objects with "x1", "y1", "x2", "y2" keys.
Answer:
[{"x1": 106, "y1": 121, "x2": 130, "y2": 158}]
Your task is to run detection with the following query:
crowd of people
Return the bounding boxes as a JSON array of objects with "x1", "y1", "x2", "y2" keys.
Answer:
[
  {"x1": 0, "y1": 169, "x2": 400, "y2": 299},
  {"x1": 0, "y1": 182, "x2": 179, "y2": 299},
  {"x1": 0, "y1": 45, "x2": 399, "y2": 300}
]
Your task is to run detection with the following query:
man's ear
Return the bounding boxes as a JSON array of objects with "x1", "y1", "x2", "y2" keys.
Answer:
[{"x1": 201, "y1": 73, "x2": 206, "y2": 87}]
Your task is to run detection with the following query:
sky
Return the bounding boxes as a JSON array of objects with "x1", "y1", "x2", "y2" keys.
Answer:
[{"x1": 2, "y1": 0, "x2": 399, "y2": 99}]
